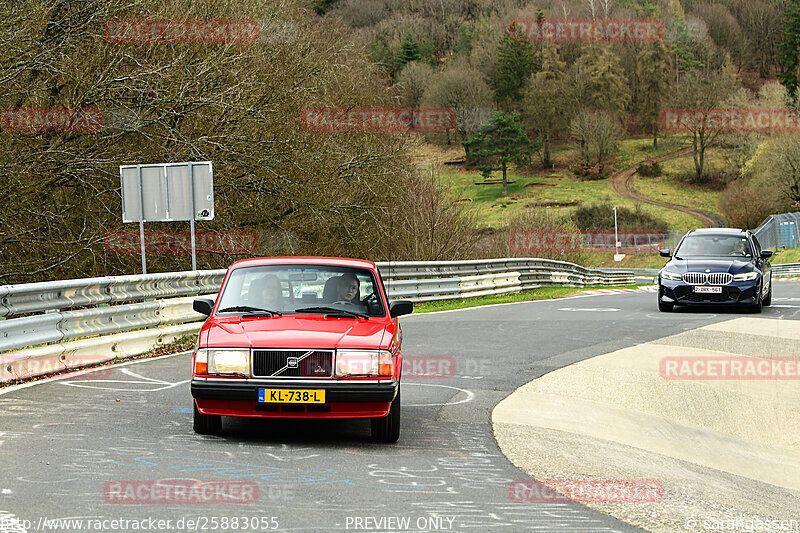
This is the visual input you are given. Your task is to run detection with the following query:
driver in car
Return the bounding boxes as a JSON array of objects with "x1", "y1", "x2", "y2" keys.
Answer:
[
  {"x1": 731, "y1": 241, "x2": 747, "y2": 256},
  {"x1": 336, "y1": 273, "x2": 360, "y2": 303},
  {"x1": 259, "y1": 274, "x2": 284, "y2": 309}
]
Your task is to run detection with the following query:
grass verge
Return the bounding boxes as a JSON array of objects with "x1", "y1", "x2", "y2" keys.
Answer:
[
  {"x1": 772, "y1": 248, "x2": 800, "y2": 264},
  {"x1": 412, "y1": 284, "x2": 647, "y2": 313}
]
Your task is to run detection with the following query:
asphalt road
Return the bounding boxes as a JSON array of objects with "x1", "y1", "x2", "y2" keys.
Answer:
[{"x1": 2, "y1": 284, "x2": 800, "y2": 533}]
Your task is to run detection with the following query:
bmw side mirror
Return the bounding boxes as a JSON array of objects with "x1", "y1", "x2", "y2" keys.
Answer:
[
  {"x1": 659, "y1": 248, "x2": 671, "y2": 258},
  {"x1": 193, "y1": 298, "x2": 215, "y2": 316},
  {"x1": 389, "y1": 300, "x2": 414, "y2": 318},
  {"x1": 760, "y1": 250, "x2": 773, "y2": 259}
]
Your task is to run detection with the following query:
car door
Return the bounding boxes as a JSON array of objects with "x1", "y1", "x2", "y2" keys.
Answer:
[{"x1": 751, "y1": 234, "x2": 770, "y2": 296}]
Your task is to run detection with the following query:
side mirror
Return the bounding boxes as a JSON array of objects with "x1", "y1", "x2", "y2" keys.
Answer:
[
  {"x1": 760, "y1": 250, "x2": 773, "y2": 259},
  {"x1": 193, "y1": 298, "x2": 215, "y2": 316},
  {"x1": 389, "y1": 300, "x2": 414, "y2": 318},
  {"x1": 659, "y1": 248, "x2": 671, "y2": 258}
]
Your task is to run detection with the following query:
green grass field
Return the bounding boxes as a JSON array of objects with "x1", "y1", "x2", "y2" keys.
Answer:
[
  {"x1": 631, "y1": 149, "x2": 726, "y2": 218},
  {"x1": 578, "y1": 253, "x2": 667, "y2": 270},
  {"x1": 772, "y1": 248, "x2": 800, "y2": 264},
  {"x1": 416, "y1": 138, "x2": 741, "y2": 269},
  {"x1": 434, "y1": 139, "x2": 705, "y2": 232}
]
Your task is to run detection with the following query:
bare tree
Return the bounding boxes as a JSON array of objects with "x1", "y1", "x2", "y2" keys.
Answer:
[
  {"x1": 671, "y1": 69, "x2": 738, "y2": 183},
  {"x1": 569, "y1": 110, "x2": 623, "y2": 178}
]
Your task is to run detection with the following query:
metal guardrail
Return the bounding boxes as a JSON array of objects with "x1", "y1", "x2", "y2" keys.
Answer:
[
  {"x1": 0, "y1": 259, "x2": 632, "y2": 383},
  {"x1": 772, "y1": 263, "x2": 800, "y2": 277}
]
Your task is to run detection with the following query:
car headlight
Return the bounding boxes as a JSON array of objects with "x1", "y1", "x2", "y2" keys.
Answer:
[
  {"x1": 335, "y1": 349, "x2": 393, "y2": 377},
  {"x1": 195, "y1": 348, "x2": 250, "y2": 376},
  {"x1": 660, "y1": 270, "x2": 682, "y2": 281},
  {"x1": 733, "y1": 271, "x2": 758, "y2": 281}
]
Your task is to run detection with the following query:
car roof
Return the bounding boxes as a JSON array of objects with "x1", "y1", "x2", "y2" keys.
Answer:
[
  {"x1": 227, "y1": 256, "x2": 378, "y2": 271},
  {"x1": 688, "y1": 228, "x2": 747, "y2": 236}
]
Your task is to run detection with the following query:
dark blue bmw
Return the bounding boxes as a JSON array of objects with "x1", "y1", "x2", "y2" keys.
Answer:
[{"x1": 657, "y1": 228, "x2": 773, "y2": 313}]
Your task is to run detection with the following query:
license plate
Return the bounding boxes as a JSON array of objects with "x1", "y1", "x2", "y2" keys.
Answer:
[
  {"x1": 258, "y1": 388, "x2": 325, "y2": 404},
  {"x1": 693, "y1": 286, "x2": 722, "y2": 294}
]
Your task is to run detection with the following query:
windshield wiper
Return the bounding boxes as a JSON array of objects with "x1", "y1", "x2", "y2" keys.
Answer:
[
  {"x1": 216, "y1": 305, "x2": 282, "y2": 316},
  {"x1": 294, "y1": 306, "x2": 369, "y2": 319}
]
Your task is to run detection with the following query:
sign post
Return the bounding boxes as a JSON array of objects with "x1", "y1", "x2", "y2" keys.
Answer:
[
  {"x1": 613, "y1": 206, "x2": 625, "y2": 262},
  {"x1": 119, "y1": 161, "x2": 214, "y2": 273}
]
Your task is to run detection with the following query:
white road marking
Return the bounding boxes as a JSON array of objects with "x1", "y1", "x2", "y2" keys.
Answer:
[
  {"x1": 557, "y1": 307, "x2": 620, "y2": 312},
  {"x1": 403, "y1": 382, "x2": 475, "y2": 407},
  {"x1": 0, "y1": 351, "x2": 190, "y2": 397}
]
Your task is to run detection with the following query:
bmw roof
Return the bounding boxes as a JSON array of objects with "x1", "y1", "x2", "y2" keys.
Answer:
[{"x1": 688, "y1": 228, "x2": 747, "y2": 235}]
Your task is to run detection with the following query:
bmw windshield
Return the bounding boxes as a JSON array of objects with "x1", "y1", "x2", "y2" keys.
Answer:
[{"x1": 675, "y1": 235, "x2": 752, "y2": 259}]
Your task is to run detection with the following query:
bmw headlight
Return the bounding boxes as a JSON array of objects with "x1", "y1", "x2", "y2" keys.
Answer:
[
  {"x1": 733, "y1": 271, "x2": 758, "y2": 281},
  {"x1": 661, "y1": 270, "x2": 682, "y2": 281},
  {"x1": 196, "y1": 348, "x2": 250, "y2": 376}
]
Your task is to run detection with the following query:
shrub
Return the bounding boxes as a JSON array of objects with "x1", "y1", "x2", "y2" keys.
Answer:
[
  {"x1": 636, "y1": 161, "x2": 662, "y2": 177},
  {"x1": 718, "y1": 181, "x2": 774, "y2": 230},
  {"x1": 571, "y1": 203, "x2": 669, "y2": 233}
]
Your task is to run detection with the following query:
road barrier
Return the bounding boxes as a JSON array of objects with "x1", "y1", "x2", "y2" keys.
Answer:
[{"x1": 0, "y1": 259, "x2": 632, "y2": 383}]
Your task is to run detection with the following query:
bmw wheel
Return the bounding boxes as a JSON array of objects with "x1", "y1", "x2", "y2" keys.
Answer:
[
  {"x1": 658, "y1": 292, "x2": 673, "y2": 312},
  {"x1": 749, "y1": 287, "x2": 763, "y2": 314}
]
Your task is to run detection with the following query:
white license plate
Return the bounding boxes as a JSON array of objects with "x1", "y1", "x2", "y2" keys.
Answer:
[{"x1": 693, "y1": 286, "x2": 722, "y2": 294}]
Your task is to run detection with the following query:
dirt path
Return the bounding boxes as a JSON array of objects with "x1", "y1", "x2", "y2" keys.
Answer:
[{"x1": 608, "y1": 146, "x2": 727, "y2": 228}]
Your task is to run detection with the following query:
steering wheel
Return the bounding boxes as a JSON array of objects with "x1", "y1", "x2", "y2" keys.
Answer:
[
  {"x1": 361, "y1": 292, "x2": 378, "y2": 305},
  {"x1": 332, "y1": 300, "x2": 355, "y2": 306}
]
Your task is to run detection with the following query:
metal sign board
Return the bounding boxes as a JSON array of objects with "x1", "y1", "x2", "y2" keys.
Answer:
[{"x1": 120, "y1": 161, "x2": 214, "y2": 222}]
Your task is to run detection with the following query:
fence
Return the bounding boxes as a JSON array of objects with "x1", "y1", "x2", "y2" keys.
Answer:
[
  {"x1": 0, "y1": 259, "x2": 632, "y2": 383},
  {"x1": 752, "y1": 211, "x2": 800, "y2": 250}
]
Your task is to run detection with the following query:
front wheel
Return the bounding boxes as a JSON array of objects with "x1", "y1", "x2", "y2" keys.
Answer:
[
  {"x1": 763, "y1": 284, "x2": 772, "y2": 306},
  {"x1": 193, "y1": 402, "x2": 222, "y2": 435},
  {"x1": 371, "y1": 388, "x2": 400, "y2": 443},
  {"x1": 658, "y1": 299, "x2": 673, "y2": 312},
  {"x1": 748, "y1": 288, "x2": 763, "y2": 314}
]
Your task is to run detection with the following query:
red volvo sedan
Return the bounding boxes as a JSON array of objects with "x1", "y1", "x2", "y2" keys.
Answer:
[{"x1": 190, "y1": 257, "x2": 413, "y2": 442}]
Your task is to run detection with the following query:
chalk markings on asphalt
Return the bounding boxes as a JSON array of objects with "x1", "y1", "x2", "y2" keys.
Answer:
[{"x1": 581, "y1": 286, "x2": 657, "y2": 296}]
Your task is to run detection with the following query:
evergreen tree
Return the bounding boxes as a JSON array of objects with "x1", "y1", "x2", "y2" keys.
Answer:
[
  {"x1": 522, "y1": 46, "x2": 568, "y2": 167},
  {"x1": 453, "y1": 23, "x2": 474, "y2": 58},
  {"x1": 490, "y1": 25, "x2": 537, "y2": 107},
  {"x1": 779, "y1": 0, "x2": 800, "y2": 106},
  {"x1": 572, "y1": 45, "x2": 630, "y2": 116},
  {"x1": 638, "y1": 40, "x2": 673, "y2": 149},
  {"x1": 394, "y1": 33, "x2": 422, "y2": 74},
  {"x1": 462, "y1": 111, "x2": 535, "y2": 195}
]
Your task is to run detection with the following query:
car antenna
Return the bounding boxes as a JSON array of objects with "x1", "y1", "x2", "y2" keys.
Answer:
[{"x1": 387, "y1": 215, "x2": 392, "y2": 297}]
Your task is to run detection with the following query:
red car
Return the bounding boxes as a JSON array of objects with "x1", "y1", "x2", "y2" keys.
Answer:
[{"x1": 190, "y1": 257, "x2": 413, "y2": 442}]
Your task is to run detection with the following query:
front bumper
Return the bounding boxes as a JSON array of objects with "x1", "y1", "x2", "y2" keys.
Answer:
[
  {"x1": 191, "y1": 378, "x2": 398, "y2": 419},
  {"x1": 659, "y1": 279, "x2": 759, "y2": 305}
]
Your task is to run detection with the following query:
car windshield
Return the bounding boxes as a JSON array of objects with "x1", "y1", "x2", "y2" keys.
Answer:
[
  {"x1": 675, "y1": 235, "x2": 752, "y2": 258},
  {"x1": 215, "y1": 264, "x2": 386, "y2": 317}
]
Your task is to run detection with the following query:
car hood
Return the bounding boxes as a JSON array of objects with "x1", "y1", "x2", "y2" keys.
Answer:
[
  {"x1": 664, "y1": 258, "x2": 755, "y2": 274},
  {"x1": 200, "y1": 314, "x2": 392, "y2": 350}
]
